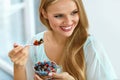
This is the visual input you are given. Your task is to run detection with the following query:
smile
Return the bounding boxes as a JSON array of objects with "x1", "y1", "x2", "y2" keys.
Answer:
[{"x1": 60, "y1": 25, "x2": 73, "y2": 32}]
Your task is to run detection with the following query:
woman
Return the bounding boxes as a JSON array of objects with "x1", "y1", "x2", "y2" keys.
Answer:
[{"x1": 8, "y1": 0, "x2": 117, "y2": 80}]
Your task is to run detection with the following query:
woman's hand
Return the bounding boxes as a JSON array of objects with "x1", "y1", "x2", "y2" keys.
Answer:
[
  {"x1": 8, "y1": 43, "x2": 29, "y2": 67},
  {"x1": 34, "y1": 73, "x2": 51, "y2": 80},
  {"x1": 50, "y1": 72, "x2": 75, "y2": 80},
  {"x1": 34, "y1": 72, "x2": 75, "y2": 80},
  {"x1": 34, "y1": 74, "x2": 43, "y2": 80}
]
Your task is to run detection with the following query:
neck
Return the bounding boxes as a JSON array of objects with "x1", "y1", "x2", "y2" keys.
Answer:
[{"x1": 51, "y1": 31, "x2": 67, "y2": 45}]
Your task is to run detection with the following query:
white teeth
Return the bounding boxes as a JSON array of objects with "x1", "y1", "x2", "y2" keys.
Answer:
[
  {"x1": 60, "y1": 25, "x2": 73, "y2": 32},
  {"x1": 61, "y1": 26, "x2": 71, "y2": 30}
]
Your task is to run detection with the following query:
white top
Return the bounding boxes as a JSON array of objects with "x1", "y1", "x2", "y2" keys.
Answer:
[{"x1": 26, "y1": 31, "x2": 117, "y2": 80}]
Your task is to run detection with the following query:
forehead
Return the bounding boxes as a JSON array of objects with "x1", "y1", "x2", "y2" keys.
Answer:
[{"x1": 46, "y1": 0, "x2": 77, "y2": 13}]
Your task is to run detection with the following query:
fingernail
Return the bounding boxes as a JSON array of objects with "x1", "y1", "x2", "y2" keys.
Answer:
[
  {"x1": 14, "y1": 43, "x2": 18, "y2": 47},
  {"x1": 48, "y1": 72, "x2": 53, "y2": 76}
]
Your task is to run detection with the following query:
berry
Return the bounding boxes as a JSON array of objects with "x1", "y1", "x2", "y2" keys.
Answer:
[
  {"x1": 34, "y1": 61, "x2": 57, "y2": 76},
  {"x1": 33, "y1": 39, "x2": 44, "y2": 46}
]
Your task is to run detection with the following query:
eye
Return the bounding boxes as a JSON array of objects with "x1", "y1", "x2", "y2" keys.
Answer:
[
  {"x1": 71, "y1": 10, "x2": 78, "y2": 15},
  {"x1": 54, "y1": 14, "x2": 63, "y2": 18}
]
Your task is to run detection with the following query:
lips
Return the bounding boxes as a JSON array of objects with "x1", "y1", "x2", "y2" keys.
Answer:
[{"x1": 60, "y1": 26, "x2": 72, "y2": 32}]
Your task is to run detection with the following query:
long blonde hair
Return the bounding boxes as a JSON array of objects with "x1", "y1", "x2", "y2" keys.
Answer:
[{"x1": 39, "y1": 0, "x2": 89, "y2": 80}]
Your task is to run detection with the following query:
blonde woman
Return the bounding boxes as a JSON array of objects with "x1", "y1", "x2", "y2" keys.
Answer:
[{"x1": 8, "y1": 0, "x2": 117, "y2": 80}]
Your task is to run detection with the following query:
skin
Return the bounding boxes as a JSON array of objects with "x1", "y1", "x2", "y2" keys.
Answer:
[
  {"x1": 43, "y1": 0, "x2": 79, "y2": 38},
  {"x1": 9, "y1": 0, "x2": 79, "y2": 80},
  {"x1": 9, "y1": 43, "x2": 29, "y2": 80}
]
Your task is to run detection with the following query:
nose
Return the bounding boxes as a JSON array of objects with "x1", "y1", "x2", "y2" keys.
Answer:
[{"x1": 63, "y1": 16, "x2": 73, "y2": 25}]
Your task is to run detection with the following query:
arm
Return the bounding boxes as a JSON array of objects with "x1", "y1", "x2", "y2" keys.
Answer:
[
  {"x1": 8, "y1": 44, "x2": 29, "y2": 80},
  {"x1": 14, "y1": 64, "x2": 27, "y2": 80}
]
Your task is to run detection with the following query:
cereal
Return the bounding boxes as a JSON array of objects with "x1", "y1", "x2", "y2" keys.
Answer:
[{"x1": 34, "y1": 61, "x2": 57, "y2": 76}]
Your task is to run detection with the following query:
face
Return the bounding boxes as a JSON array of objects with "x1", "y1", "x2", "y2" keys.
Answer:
[{"x1": 42, "y1": 0, "x2": 79, "y2": 37}]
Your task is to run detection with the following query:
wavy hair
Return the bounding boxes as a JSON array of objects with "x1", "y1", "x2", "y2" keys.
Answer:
[{"x1": 39, "y1": 0, "x2": 89, "y2": 80}]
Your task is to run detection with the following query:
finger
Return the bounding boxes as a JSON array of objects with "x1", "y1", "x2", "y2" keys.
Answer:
[
  {"x1": 50, "y1": 72, "x2": 70, "y2": 79},
  {"x1": 11, "y1": 51, "x2": 25, "y2": 62},
  {"x1": 19, "y1": 53, "x2": 28, "y2": 65},
  {"x1": 14, "y1": 52, "x2": 28, "y2": 65},
  {"x1": 49, "y1": 73, "x2": 62, "y2": 78},
  {"x1": 12, "y1": 46, "x2": 29, "y2": 62},
  {"x1": 34, "y1": 74, "x2": 43, "y2": 80},
  {"x1": 9, "y1": 46, "x2": 23, "y2": 58},
  {"x1": 13, "y1": 49, "x2": 28, "y2": 64},
  {"x1": 22, "y1": 46, "x2": 29, "y2": 53},
  {"x1": 13, "y1": 43, "x2": 19, "y2": 48}
]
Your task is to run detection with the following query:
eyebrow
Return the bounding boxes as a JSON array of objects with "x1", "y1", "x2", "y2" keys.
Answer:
[{"x1": 53, "y1": 9, "x2": 78, "y2": 15}]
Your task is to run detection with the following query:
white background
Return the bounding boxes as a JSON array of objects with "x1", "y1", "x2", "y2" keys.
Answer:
[{"x1": 83, "y1": 0, "x2": 120, "y2": 78}]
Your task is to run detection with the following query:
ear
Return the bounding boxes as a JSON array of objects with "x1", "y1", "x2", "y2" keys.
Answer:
[{"x1": 41, "y1": 8, "x2": 48, "y2": 19}]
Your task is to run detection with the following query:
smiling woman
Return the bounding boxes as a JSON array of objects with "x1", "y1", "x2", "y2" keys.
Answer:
[
  {"x1": 40, "y1": 0, "x2": 80, "y2": 37},
  {"x1": 8, "y1": 0, "x2": 117, "y2": 80}
]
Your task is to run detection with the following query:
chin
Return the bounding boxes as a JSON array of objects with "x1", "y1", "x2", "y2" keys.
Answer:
[{"x1": 63, "y1": 32, "x2": 73, "y2": 37}]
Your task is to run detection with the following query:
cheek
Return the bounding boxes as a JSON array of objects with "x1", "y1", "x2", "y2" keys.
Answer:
[
  {"x1": 75, "y1": 16, "x2": 80, "y2": 23},
  {"x1": 48, "y1": 18, "x2": 61, "y2": 28},
  {"x1": 48, "y1": 19, "x2": 59, "y2": 30}
]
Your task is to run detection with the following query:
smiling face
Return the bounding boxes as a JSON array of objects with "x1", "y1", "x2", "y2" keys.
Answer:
[{"x1": 42, "y1": 0, "x2": 79, "y2": 37}]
